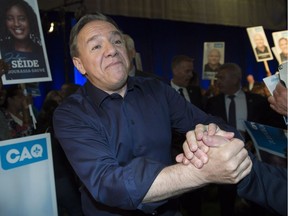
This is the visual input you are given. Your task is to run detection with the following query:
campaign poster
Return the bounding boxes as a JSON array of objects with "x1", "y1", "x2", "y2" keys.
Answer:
[
  {"x1": 244, "y1": 121, "x2": 287, "y2": 167},
  {"x1": 272, "y1": 30, "x2": 288, "y2": 64},
  {"x1": 271, "y1": 47, "x2": 281, "y2": 65},
  {"x1": 246, "y1": 26, "x2": 273, "y2": 62},
  {"x1": 0, "y1": 133, "x2": 58, "y2": 216},
  {"x1": 0, "y1": 0, "x2": 52, "y2": 85},
  {"x1": 202, "y1": 42, "x2": 225, "y2": 80}
]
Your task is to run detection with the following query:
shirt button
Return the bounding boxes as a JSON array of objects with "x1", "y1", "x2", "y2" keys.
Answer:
[{"x1": 151, "y1": 210, "x2": 158, "y2": 215}]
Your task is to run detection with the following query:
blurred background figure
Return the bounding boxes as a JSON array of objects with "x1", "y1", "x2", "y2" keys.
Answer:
[
  {"x1": 170, "y1": 54, "x2": 204, "y2": 216},
  {"x1": 242, "y1": 74, "x2": 262, "y2": 93},
  {"x1": 170, "y1": 55, "x2": 203, "y2": 109},
  {"x1": 123, "y1": 33, "x2": 164, "y2": 81},
  {"x1": 0, "y1": 60, "x2": 10, "y2": 140},
  {"x1": 60, "y1": 83, "x2": 80, "y2": 99},
  {"x1": 205, "y1": 63, "x2": 280, "y2": 216},
  {"x1": 35, "y1": 89, "x2": 83, "y2": 216},
  {"x1": 1, "y1": 84, "x2": 34, "y2": 139}
]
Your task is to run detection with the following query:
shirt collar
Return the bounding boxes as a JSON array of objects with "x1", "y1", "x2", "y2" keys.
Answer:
[
  {"x1": 170, "y1": 80, "x2": 183, "y2": 91},
  {"x1": 84, "y1": 77, "x2": 137, "y2": 107},
  {"x1": 225, "y1": 89, "x2": 243, "y2": 98}
]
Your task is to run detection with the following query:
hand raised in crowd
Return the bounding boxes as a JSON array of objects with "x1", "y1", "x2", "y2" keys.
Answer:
[
  {"x1": 175, "y1": 123, "x2": 235, "y2": 168},
  {"x1": 268, "y1": 82, "x2": 287, "y2": 116}
]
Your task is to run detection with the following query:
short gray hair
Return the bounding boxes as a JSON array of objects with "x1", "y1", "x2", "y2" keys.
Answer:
[
  {"x1": 123, "y1": 34, "x2": 135, "y2": 50},
  {"x1": 218, "y1": 63, "x2": 242, "y2": 80},
  {"x1": 69, "y1": 13, "x2": 120, "y2": 57}
]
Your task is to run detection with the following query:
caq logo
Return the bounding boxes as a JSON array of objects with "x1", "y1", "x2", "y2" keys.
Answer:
[{"x1": 0, "y1": 138, "x2": 48, "y2": 170}]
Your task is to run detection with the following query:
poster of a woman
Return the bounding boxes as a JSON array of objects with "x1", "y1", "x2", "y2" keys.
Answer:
[{"x1": 0, "y1": 0, "x2": 51, "y2": 84}]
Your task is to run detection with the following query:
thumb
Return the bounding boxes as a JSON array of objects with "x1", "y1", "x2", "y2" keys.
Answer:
[{"x1": 202, "y1": 135, "x2": 229, "y2": 147}]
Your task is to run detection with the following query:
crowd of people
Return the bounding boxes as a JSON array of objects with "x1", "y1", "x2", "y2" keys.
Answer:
[{"x1": 0, "y1": 10, "x2": 287, "y2": 216}]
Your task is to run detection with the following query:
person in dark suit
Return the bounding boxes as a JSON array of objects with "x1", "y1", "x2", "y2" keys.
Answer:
[
  {"x1": 178, "y1": 79, "x2": 288, "y2": 215},
  {"x1": 170, "y1": 54, "x2": 204, "y2": 216},
  {"x1": 205, "y1": 63, "x2": 280, "y2": 216},
  {"x1": 170, "y1": 55, "x2": 203, "y2": 109},
  {"x1": 177, "y1": 125, "x2": 287, "y2": 216}
]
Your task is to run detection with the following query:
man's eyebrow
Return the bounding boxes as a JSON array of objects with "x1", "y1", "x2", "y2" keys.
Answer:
[
  {"x1": 86, "y1": 35, "x2": 100, "y2": 45},
  {"x1": 111, "y1": 31, "x2": 122, "y2": 37},
  {"x1": 86, "y1": 31, "x2": 122, "y2": 45}
]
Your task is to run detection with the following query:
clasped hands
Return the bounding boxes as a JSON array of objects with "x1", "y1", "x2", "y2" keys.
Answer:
[{"x1": 176, "y1": 123, "x2": 252, "y2": 184}]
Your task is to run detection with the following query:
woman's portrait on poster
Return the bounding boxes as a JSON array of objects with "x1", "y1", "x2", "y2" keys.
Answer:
[{"x1": 0, "y1": 0, "x2": 47, "y2": 80}]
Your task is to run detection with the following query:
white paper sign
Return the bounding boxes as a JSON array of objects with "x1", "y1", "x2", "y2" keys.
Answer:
[
  {"x1": 263, "y1": 73, "x2": 280, "y2": 95},
  {"x1": 0, "y1": 134, "x2": 58, "y2": 216},
  {"x1": 278, "y1": 61, "x2": 288, "y2": 87}
]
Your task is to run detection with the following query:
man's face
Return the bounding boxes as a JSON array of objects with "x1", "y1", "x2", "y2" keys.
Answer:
[
  {"x1": 254, "y1": 34, "x2": 265, "y2": 48},
  {"x1": 279, "y1": 38, "x2": 288, "y2": 54},
  {"x1": 216, "y1": 69, "x2": 234, "y2": 94},
  {"x1": 73, "y1": 20, "x2": 130, "y2": 93},
  {"x1": 208, "y1": 50, "x2": 221, "y2": 65},
  {"x1": 174, "y1": 60, "x2": 193, "y2": 87}
]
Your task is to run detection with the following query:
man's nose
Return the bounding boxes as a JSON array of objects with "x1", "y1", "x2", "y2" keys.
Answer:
[{"x1": 104, "y1": 41, "x2": 118, "y2": 57}]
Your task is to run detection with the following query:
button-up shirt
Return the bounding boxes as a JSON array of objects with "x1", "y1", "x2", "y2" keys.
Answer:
[{"x1": 53, "y1": 76, "x2": 240, "y2": 215}]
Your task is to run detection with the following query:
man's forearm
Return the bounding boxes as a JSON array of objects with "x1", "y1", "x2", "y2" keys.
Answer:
[
  {"x1": 144, "y1": 135, "x2": 252, "y2": 203},
  {"x1": 143, "y1": 163, "x2": 206, "y2": 203}
]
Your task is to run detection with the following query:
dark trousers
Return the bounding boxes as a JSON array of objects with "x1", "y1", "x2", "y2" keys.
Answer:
[
  {"x1": 218, "y1": 184, "x2": 237, "y2": 216},
  {"x1": 179, "y1": 188, "x2": 203, "y2": 216}
]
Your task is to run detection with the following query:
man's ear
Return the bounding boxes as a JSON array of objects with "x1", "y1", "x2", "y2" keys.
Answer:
[{"x1": 73, "y1": 57, "x2": 86, "y2": 76}]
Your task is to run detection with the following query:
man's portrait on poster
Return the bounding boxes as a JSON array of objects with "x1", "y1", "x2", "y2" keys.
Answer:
[
  {"x1": 0, "y1": 0, "x2": 49, "y2": 82},
  {"x1": 247, "y1": 26, "x2": 273, "y2": 62},
  {"x1": 272, "y1": 30, "x2": 288, "y2": 64},
  {"x1": 202, "y1": 42, "x2": 225, "y2": 80}
]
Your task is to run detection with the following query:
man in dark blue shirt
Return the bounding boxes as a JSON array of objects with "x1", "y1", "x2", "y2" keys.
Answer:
[{"x1": 52, "y1": 13, "x2": 284, "y2": 216}]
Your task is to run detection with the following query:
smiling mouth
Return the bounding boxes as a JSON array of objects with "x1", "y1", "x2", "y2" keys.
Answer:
[
  {"x1": 12, "y1": 28, "x2": 24, "y2": 35},
  {"x1": 106, "y1": 61, "x2": 122, "y2": 69}
]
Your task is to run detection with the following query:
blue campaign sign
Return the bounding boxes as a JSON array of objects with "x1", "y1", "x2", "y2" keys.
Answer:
[{"x1": 0, "y1": 138, "x2": 48, "y2": 170}]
